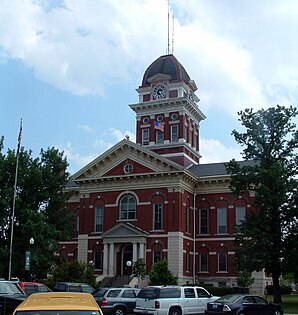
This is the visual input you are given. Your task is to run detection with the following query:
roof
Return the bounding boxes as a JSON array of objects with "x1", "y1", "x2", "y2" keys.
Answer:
[
  {"x1": 188, "y1": 160, "x2": 257, "y2": 178},
  {"x1": 14, "y1": 292, "x2": 101, "y2": 312},
  {"x1": 141, "y1": 54, "x2": 190, "y2": 86}
]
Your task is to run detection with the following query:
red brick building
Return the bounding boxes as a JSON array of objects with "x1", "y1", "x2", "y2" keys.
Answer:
[{"x1": 60, "y1": 54, "x2": 256, "y2": 287}]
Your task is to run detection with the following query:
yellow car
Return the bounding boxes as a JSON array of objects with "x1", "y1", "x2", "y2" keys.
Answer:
[{"x1": 12, "y1": 292, "x2": 103, "y2": 315}]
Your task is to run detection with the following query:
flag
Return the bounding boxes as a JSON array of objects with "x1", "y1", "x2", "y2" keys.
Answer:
[
  {"x1": 17, "y1": 119, "x2": 22, "y2": 154},
  {"x1": 154, "y1": 120, "x2": 164, "y2": 132}
]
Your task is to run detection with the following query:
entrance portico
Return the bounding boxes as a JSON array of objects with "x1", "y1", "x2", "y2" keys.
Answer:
[{"x1": 102, "y1": 222, "x2": 148, "y2": 276}]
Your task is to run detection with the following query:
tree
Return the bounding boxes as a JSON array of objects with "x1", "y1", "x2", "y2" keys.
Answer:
[
  {"x1": 149, "y1": 260, "x2": 177, "y2": 285},
  {"x1": 133, "y1": 258, "x2": 146, "y2": 280},
  {"x1": 0, "y1": 139, "x2": 74, "y2": 279},
  {"x1": 46, "y1": 260, "x2": 97, "y2": 289},
  {"x1": 226, "y1": 105, "x2": 298, "y2": 304},
  {"x1": 236, "y1": 270, "x2": 255, "y2": 288}
]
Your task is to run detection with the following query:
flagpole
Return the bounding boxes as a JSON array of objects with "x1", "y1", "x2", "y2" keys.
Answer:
[{"x1": 8, "y1": 119, "x2": 22, "y2": 280}]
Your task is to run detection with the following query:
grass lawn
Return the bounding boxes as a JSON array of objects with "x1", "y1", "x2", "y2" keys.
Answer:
[{"x1": 267, "y1": 295, "x2": 298, "y2": 314}]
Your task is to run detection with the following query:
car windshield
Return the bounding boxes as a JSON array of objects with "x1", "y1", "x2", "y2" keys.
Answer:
[
  {"x1": 0, "y1": 282, "x2": 24, "y2": 294},
  {"x1": 15, "y1": 312, "x2": 101, "y2": 315},
  {"x1": 216, "y1": 295, "x2": 242, "y2": 303}
]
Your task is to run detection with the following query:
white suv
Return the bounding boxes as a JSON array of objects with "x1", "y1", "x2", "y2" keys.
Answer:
[{"x1": 134, "y1": 286, "x2": 219, "y2": 315}]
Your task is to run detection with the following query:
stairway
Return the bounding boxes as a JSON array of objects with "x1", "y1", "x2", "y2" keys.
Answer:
[{"x1": 101, "y1": 275, "x2": 131, "y2": 288}]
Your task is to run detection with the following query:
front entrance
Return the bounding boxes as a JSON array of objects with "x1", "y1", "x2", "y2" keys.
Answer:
[{"x1": 121, "y1": 244, "x2": 133, "y2": 275}]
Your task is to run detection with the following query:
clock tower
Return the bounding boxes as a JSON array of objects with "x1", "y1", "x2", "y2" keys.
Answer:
[{"x1": 130, "y1": 54, "x2": 206, "y2": 167}]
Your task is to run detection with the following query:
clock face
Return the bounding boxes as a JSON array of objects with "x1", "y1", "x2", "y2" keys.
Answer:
[{"x1": 153, "y1": 84, "x2": 167, "y2": 99}]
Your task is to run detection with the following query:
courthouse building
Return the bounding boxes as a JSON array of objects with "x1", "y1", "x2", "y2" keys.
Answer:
[{"x1": 59, "y1": 54, "x2": 257, "y2": 287}]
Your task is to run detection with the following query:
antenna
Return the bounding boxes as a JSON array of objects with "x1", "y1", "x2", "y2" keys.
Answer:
[{"x1": 172, "y1": 12, "x2": 174, "y2": 54}]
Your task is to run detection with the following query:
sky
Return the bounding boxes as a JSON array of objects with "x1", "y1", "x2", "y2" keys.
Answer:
[{"x1": 0, "y1": 0, "x2": 297, "y2": 175}]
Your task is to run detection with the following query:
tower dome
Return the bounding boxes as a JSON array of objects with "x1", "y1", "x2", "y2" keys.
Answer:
[{"x1": 141, "y1": 54, "x2": 190, "y2": 87}]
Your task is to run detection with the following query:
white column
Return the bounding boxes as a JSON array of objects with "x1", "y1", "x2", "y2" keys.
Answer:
[
  {"x1": 139, "y1": 242, "x2": 145, "y2": 259},
  {"x1": 133, "y1": 242, "x2": 138, "y2": 263},
  {"x1": 103, "y1": 243, "x2": 108, "y2": 276},
  {"x1": 108, "y1": 243, "x2": 115, "y2": 276}
]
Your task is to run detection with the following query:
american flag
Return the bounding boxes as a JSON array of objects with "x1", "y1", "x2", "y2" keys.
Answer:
[
  {"x1": 17, "y1": 119, "x2": 22, "y2": 154},
  {"x1": 154, "y1": 120, "x2": 164, "y2": 132}
]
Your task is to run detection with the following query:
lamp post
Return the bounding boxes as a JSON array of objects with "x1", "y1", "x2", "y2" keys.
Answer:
[
  {"x1": 29, "y1": 237, "x2": 34, "y2": 281},
  {"x1": 126, "y1": 260, "x2": 132, "y2": 286}
]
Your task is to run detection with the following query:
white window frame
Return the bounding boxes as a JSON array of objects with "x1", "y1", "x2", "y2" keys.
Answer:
[
  {"x1": 120, "y1": 195, "x2": 136, "y2": 220},
  {"x1": 95, "y1": 207, "x2": 103, "y2": 232},
  {"x1": 200, "y1": 253, "x2": 208, "y2": 272},
  {"x1": 199, "y1": 208, "x2": 208, "y2": 234},
  {"x1": 142, "y1": 129, "x2": 149, "y2": 145},
  {"x1": 218, "y1": 252, "x2": 227, "y2": 272},
  {"x1": 171, "y1": 125, "x2": 179, "y2": 143},
  {"x1": 153, "y1": 203, "x2": 163, "y2": 230}
]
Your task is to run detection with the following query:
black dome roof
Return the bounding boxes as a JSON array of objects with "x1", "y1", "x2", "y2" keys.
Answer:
[{"x1": 141, "y1": 54, "x2": 190, "y2": 87}]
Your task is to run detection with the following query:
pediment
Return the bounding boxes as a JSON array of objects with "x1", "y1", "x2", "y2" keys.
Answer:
[
  {"x1": 102, "y1": 222, "x2": 149, "y2": 238},
  {"x1": 71, "y1": 139, "x2": 183, "y2": 182}
]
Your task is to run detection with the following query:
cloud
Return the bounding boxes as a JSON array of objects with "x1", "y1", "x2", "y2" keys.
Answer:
[
  {"x1": 200, "y1": 138, "x2": 243, "y2": 164},
  {"x1": 0, "y1": 0, "x2": 296, "y2": 116},
  {"x1": 78, "y1": 124, "x2": 94, "y2": 134}
]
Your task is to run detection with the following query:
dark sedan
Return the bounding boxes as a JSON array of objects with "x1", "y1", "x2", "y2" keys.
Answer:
[
  {"x1": 205, "y1": 294, "x2": 283, "y2": 315},
  {"x1": 0, "y1": 280, "x2": 27, "y2": 315}
]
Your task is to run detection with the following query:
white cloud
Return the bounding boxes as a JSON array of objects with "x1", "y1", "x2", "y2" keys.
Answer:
[
  {"x1": 200, "y1": 138, "x2": 243, "y2": 164},
  {"x1": 78, "y1": 124, "x2": 94, "y2": 134}
]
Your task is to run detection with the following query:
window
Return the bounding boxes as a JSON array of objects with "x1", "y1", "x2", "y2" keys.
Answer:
[
  {"x1": 217, "y1": 207, "x2": 227, "y2": 234},
  {"x1": 95, "y1": 207, "x2": 103, "y2": 232},
  {"x1": 196, "y1": 288, "x2": 210, "y2": 298},
  {"x1": 124, "y1": 164, "x2": 133, "y2": 174},
  {"x1": 186, "y1": 250, "x2": 190, "y2": 272},
  {"x1": 200, "y1": 253, "x2": 208, "y2": 272},
  {"x1": 120, "y1": 195, "x2": 136, "y2": 220},
  {"x1": 156, "y1": 130, "x2": 164, "y2": 144},
  {"x1": 218, "y1": 253, "x2": 227, "y2": 272},
  {"x1": 185, "y1": 206, "x2": 190, "y2": 233},
  {"x1": 171, "y1": 125, "x2": 179, "y2": 143},
  {"x1": 143, "y1": 117, "x2": 150, "y2": 124},
  {"x1": 153, "y1": 250, "x2": 162, "y2": 263},
  {"x1": 199, "y1": 209, "x2": 208, "y2": 234},
  {"x1": 94, "y1": 251, "x2": 102, "y2": 269},
  {"x1": 122, "y1": 289, "x2": 137, "y2": 298},
  {"x1": 184, "y1": 288, "x2": 195, "y2": 298},
  {"x1": 236, "y1": 206, "x2": 245, "y2": 227},
  {"x1": 75, "y1": 215, "x2": 79, "y2": 237},
  {"x1": 153, "y1": 203, "x2": 162, "y2": 230},
  {"x1": 142, "y1": 129, "x2": 149, "y2": 145}
]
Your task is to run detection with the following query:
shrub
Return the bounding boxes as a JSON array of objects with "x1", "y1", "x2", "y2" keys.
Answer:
[{"x1": 266, "y1": 285, "x2": 292, "y2": 295}]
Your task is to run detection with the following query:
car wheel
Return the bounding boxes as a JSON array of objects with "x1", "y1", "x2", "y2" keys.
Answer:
[
  {"x1": 274, "y1": 310, "x2": 282, "y2": 315},
  {"x1": 169, "y1": 307, "x2": 181, "y2": 315},
  {"x1": 113, "y1": 307, "x2": 126, "y2": 315},
  {"x1": 238, "y1": 312, "x2": 244, "y2": 315}
]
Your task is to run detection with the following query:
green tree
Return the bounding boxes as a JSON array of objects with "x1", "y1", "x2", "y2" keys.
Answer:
[
  {"x1": 133, "y1": 258, "x2": 146, "y2": 280},
  {"x1": 236, "y1": 270, "x2": 255, "y2": 288},
  {"x1": 149, "y1": 260, "x2": 177, "y2": 285},
  {"x1": 0, "y1": 139, "x2": 74, "y2": 279},
  {"x1": 226, "y1": 105, "x2": 298, "y2": 304},
  {"x1": 46, "y1": 260, "x2": 97, "y2": 289}
]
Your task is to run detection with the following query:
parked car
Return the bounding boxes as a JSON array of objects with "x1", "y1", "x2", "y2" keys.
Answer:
[
  {"x1": 18, "y1": 281, "x2": 51, "y2": 295},
  {"x1": 93, "y1": 287, "x2": 140, "y2": 315},
  {"x1": 0, "y1": 280, "x2": 27, "y2": 315},
  {"x1": 134, "y1": 286, "x2": 219, "y2": 315},
  {"x1": 12, "y1": 292, "x2": 102, "y2": 315},
  {"x1": 205, "y1": 294, "x2": 284, "y2": 315},
  {"x1": 53, "y1": 281, "x2": 95, "y2": 293}
]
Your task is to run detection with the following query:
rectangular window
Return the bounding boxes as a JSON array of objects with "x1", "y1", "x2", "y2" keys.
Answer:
[
  {"x1": 186, "y1": 251, "x2": 190, "y2": 272},
  {"x1": 153, "y1": 204, "x2": 162, "y2": 230},
  {"x1": 199, "y1": 209, "x2": 208, "y2": 234},
  {"x1": 153, "y1": 250, "x2": 162, "y2": 263},
  {"x1": 200, "y1": 253, "x2": 208, "y2": 272},
  {"x1": 171, "y1": 125, "x2": 179, "y2": 143},
  {"x1": 156, "y1": 130, "x2": 164, "y2": 144},
  {"x1": 142, "y1": 129, "x2": 149, "y2": 145},
  {"x1": 75, "y1": 215, "x2": 80, "y2": 237},
  {"x1": 218, "y1": 253, "x2": 227, "y2": 271},
  {"x1": 94, "y1": 251, "x2": 102, "y2": 269},
  {"x1": 185, "y1": 206, "x2": 190, "y2": 233},
  {"x1": 184, "y1": 288, "x2": 195, "y2": 298},
  {"x1": 236, "y1": 206, "x2": 245, "y2": 227},
  {"x1": 217, "y1": 207, "x2": 227, "y2": 234},
  {"x1": 95, "y1": 207, "x2": 103, "y2": 232}
]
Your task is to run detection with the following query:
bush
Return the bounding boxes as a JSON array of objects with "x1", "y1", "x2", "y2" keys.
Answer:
[
  {"x1": 266, "y1": 285, "x2": 292, "y2": 295},
  {"x1": 202, "y1": 286, "x2": 234, "y2": 296}
]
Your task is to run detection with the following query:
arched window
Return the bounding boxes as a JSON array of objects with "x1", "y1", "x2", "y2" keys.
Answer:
[{"x1": 120, "y1": 195, "x2": 136, "y2": 220}]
